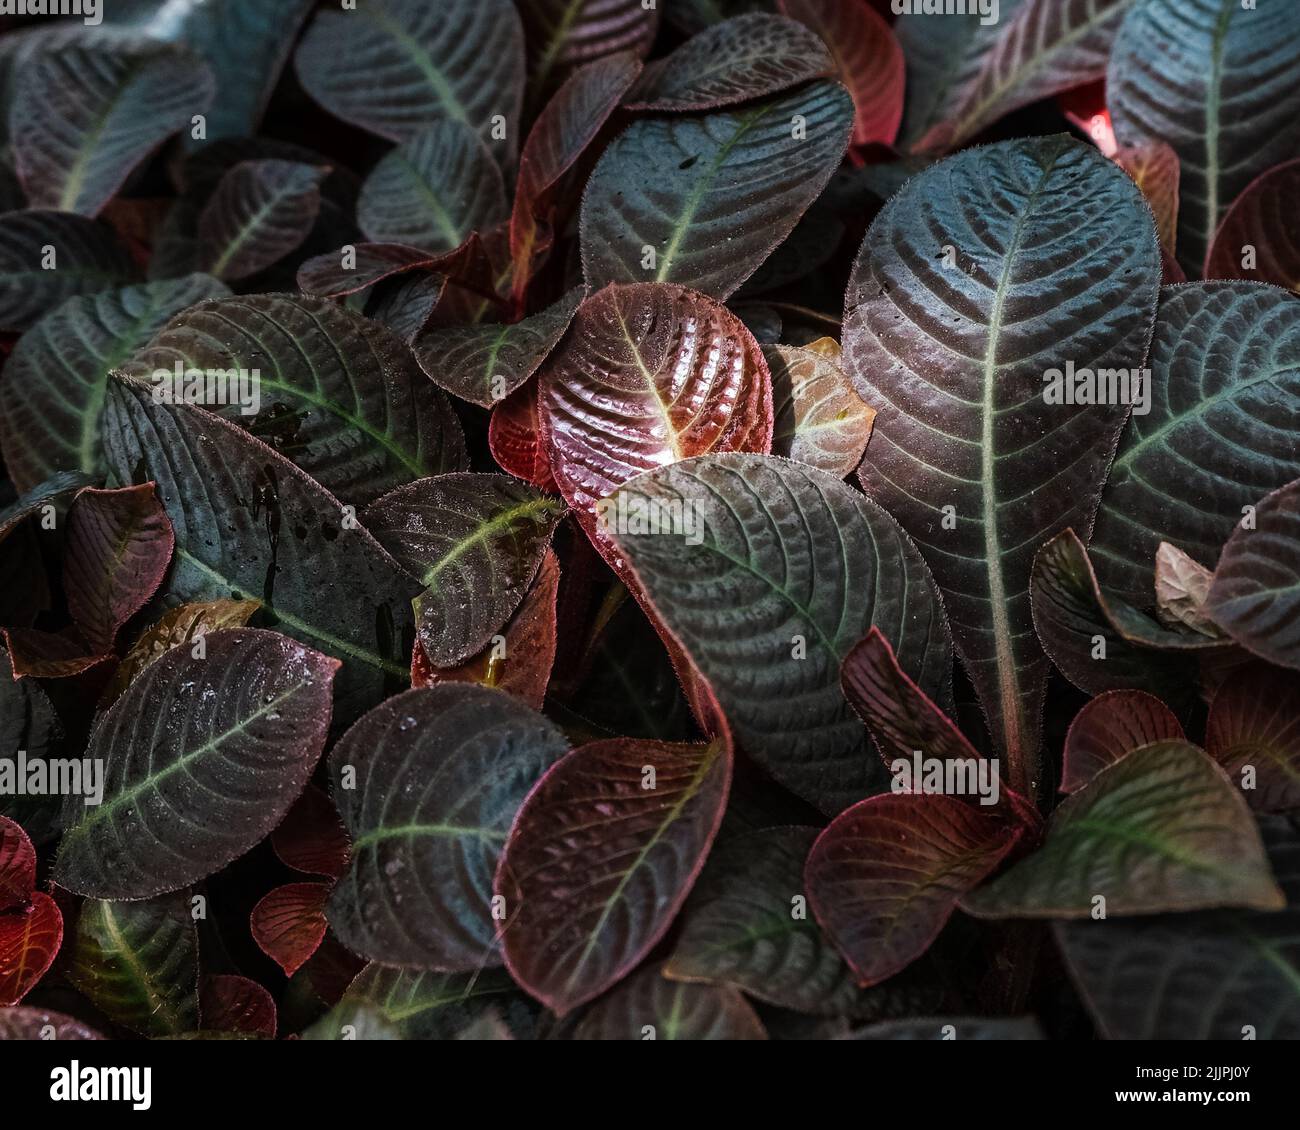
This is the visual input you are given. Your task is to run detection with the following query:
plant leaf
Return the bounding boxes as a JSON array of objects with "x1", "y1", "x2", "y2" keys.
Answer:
[
  {"x1": 1204, "y1": 158, "x2": 1300, "y2": 291},
  {"x1": 197, "y1": 160, "x2": 326, "y2": 281},
  {"x1": 327, "y1": 684, "x2": 570, "y2": 971},
  {"x1": 1115, "y1": 142, "x2": 1180, "y2": 259},
  {"x1": 63, "y1": 484, "x2": 174, "y2": 654},
  {"x1": 0, "y1": 648, "x2": 63, "y2": 844},
  {"x1": 294, "y1": 0, "x2": 524, "y2": 151},
  {"x1": 1154, "y1": 541, "x2": 1221, "y2": 636},
  {"x1": 767, "y1": 343, "x2": 874, "y2": 479},
  {"x1": 54, "y1": 629, "x2": 338, "y2": 899},
  {"x1": 119, "y1": 292, "x2": 468, "y2": 507},
  {"x1": 665, "y1": 826, "x2": 864, "y2": 1016},
  {"x1": 0, "y1": 273, "x2": 229, "y2": 491},
  {"x1": 0, "y1": 210, "x2": 137, "y2": 332},
  {"x1": 415, "y1": 288, "x2": 582, "y2": 409},
  {"x1": 12, "y1": 37, "x2": 214, "y2": 216},
  {"x1": 66, "y1": 894, "x2": 197, "y2": 1037},
  {"x1": 778, "y1": 0, "x2": 904, "y2": 146},
  {"x1": 0, "y1": 1006, "x2": 102, "y2": 1040},
  {"x1": 521, "y1": 0, "x2": 659, "y2": 102},
  {"x1": 201, "y1": 974, "x2": 277, "y2": 1038},
  {"x1": 843, "y1": 136, "x2": 1161, "y2": 786},
  {"x1": 1205, "y1": 477, "x2": 1300, "y2": 670},
  {"x1": 0, "y1": 891, "x2": 61, "y2": 1006},
  {"x1": 962, "y1": 741, "x2": 1283, "y2": 918},
  {"x1": 1091, "y1": 283, "x2": 1300, "y2": 605},
  {"x1": 497, "y1": 736, "x2": 731, "y2": 1015},
  {"x1": 358, "y1": 123, "x2": 507, "y2": 254},
  {"x1": 1055, "y1": 816, "x2": 1300, "y2": 1038},
  {"x1": 0, "y1": 817, "x2": 35, "y2": 911},
  {"x1": 609, "y1": 453, "x2": 952, "y2": 814},
  {"x1": 1061, "y1": 690, "x2": 1185, "y2": 793},
  {"x1": 580, "y1": 82, "x2": 854, "y2": 298},
  {"x1": 1206, "y1": 664, "x2": 1300, "y2": 813},
  {"x1": 361, "y1": 473, "x2": 566, "y2": 668},
  {"x1": 1109, "y1": 0, "x2": 1300, "y2": 270},
  {"x1": 102, "y1": 378, "x2": 418, "y2": 720},
  {"x1": 806, "y1": 794, "x2": 1020, "y2": 986},
  {"x1": 574, "y1": 965, "x2": 767, "y2": 1040},
  {"x1": 489, "y1": 383, "x2": 558, "y2": 490},
  {"x1": 251, "y1": 882, "x2": 329, "y2": 978}
]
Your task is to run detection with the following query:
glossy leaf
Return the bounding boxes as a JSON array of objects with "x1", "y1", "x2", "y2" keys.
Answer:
[
  {"x1": 574, "y1": 966, "x2": 766, "y2": 1040},
  {"x1": 962, "y1": 741, "x2": 1283, "y2": 918},
  {"x1": 521, "y1": 0, "x2": 659, "y2": 100},
  {"x1": 54, "y1": 629, "x2": 337, "y2": 899},
  {"x1": 251, "y1": 882, "x2": 329, "y2": 978},
  {"x1": 63, "y1": 484, "x2": 174, "y2": 654},
  {"x1": 1204, "y1": 159, "x2": 1300, "y2": 291},
  {"x1": 201, "y1": 974, "x2": 277, "y2": 1039},
  {"x1": 665, "y1": 827, "x2": 864, "y2": 1016},
  {"x1": 66, "y1": 894, "x2": 197, "y2": 1037},
  {"x1": 843, "y1": 136, "x2": 1161, "y2": 787},
  {"x1": 1107, "y1": 0, "x2": 1300, "y2": 273},
  {"x1": 0, "y1": 892, "x2": 61, "y2": 1006},
  {"x1": 197, "y1": 160, "x2": 326, "y2": 281},
  {"x1": 0, "y1": 273, "x2": 229, "y2": 491},
  {"x1": 361, "y1": 473, "x2": 566, "y2": 668},
  {"x1": 609, "y1": 453, "x2": 952, "y2": 814},
  {"x1": 12, "y1": 37, "x2": 213, "y2": 216},
  {"x1": 119, "y1": 292, "x2": 468, "y2": 508},
  {"x1": 1206, "y1": 664, "x2": 1300, "y2": 813},
  {"x1": 497, "y1": 737, "x2": 731, "y2": 1015},
  {"x1": 294, "y1": 0, "x2": 524, "y2": 149},
  {"x1": 357, "y1": 123, "x2": 507, "y2": 254},
  {"x1": 807, "y1": 794, "x2": 1020, "y2": 986},
  {"x1": 0, "y1": 210, "x2": 136, "y2": 332},
  {"x1": 1091, "y1": 284, "x2": 1300, "y2": 605},
  {"x1": 1061, "y1": 690, "x2": 1185, "y2": 793},
  {"x1": 580, "y1": 82, "x2": 854, "y2": 298},
  {"x1": 489, "y1": 383, "x2": 558, "y2": 491},
  {"x1": 767, "y1": 343, "x2": 874, "y2": 479}
]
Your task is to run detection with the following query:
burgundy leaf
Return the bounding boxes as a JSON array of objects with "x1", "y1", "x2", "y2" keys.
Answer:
[
  {"x1": 1206, "y1": 664, "x2": 1300, "y2": 813},
  {"x1": 0, "y1": 891, "x2": 62, "y2": 1005},
  {"x1": 1061, "y1": 690, "x2": 1186, "y2": 793},
  {"x1": 0, "y1": 817, "x2": 36, "y2": 912},
  {"x1": 1204, "y1": 158, "x2": 1300, "y2": 290},
  {"x1": 1114, "y1": 142, "x2": 1180, "y2": 259},
  {"x1": 489, "y1": 383, "x2": 559, "y2": 491},
  {"x1": 251, "y1": 882, "x2": 329, "y2": 978},
  {"x1": 271, "y1": 784, "x2": 350, "y2": 881},
  {"x1": 201, "y1": 974, "x2": 277, "y2": 1038}
]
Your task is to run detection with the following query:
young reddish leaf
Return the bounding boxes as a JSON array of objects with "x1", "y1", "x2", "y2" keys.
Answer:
[
  {"x1": 54, "y1": 630, "x2": 339, "y2": 899},
  {"x1": 415, "y1": 288, "x2": 583, "y2": 409},
  {"x1": 581, "y1": 83, "x2": 853, "y2": 298},
  {"x1": 625, "y1": 14, "x2": 831, "y2": 112},
  {"x1": 119, "y1": 293, "x2": 468, "y2": 508},
  {"x1": 779, "y1": 0, "x2": 904, "y2": 147},
  {"x1": 358, "y1": 123, "x2": 508, "y2": 254},
  {"x1": 0, "y1": 1006, "x2": 102, "y2": 1040},
  {"x1": 521, "y1": 0, "x2": 659, "y2": 101},
  {"x1": 574, "y1": 965, "x2": 767, "y2": 1041},
  {"x1": 251, "y1": 882, "x2": 329, "y2": 978},
  {"x1": 843, "y1": 137, "x2": 1160, "y2": 792},
  {"x1": 63, "y1": 483, "x2": 174, "y2": 655},
  {"x1": 1204, "y1": 159, "x2": 1300, "y2": 291},
  {"x1": 328, "y1": 686, "x2": 570, "y2": 971},
  {"x1": 100, "y1": 597, "x2": 261, "y2": 707},
  {"x1": 294, "y1": 0, "x2": 524, "y2": 150},
  {"x1": 361, "y1": 473, "x2": 566, "y2": 668},
  {"x1": 511, "y1": 54, "x2": 642, "y2": 302},
  {"x1": 0, "y1": 892, "x2": 62, "y2": 1005},
  {"x1": 1154, "y1": 542, "x2": 1222, "y2": 637},
  {"x1": 67, "y1": 894, "x2": 197, "y2": 1036},
  {"x1": 412, "y1": 548, "x2": 560, "y2": 710},
  {"x1": 197, "y1": 160, "x2": 326, "y2": 280},
  {"x1": 538, "y1": 283, "x2": 773, "y2": 519},
  {"x1": 1091, "y1": 284, "x2": 1300, "y2": 606},
  {"x1": 489, "y1": 383, "x2": 559, "y2": 491},
  {"x1": 12, "y1": 38, "x2": 214, "y2": 216},
  {"x1": 1206, "y1": 665, "x2": 1300, "y2": 813},
  {"x1": 271, "y1": 784, "x2": 349, "y2": 881},
  {"x1": 0, "y1": 628, "x2": 111, "y2": 681},
  {"x1": 665, "y1": 827, "x2": 865, "y2": 1016},
  {"x1": 609, "y1": 454, "x2": 951, "y2": 814},
  {"x1": 1061, "y1": 690, "x2": 1185, "y2": 794},
  {"x1": 497, "y1": 737, "x2": 731, "y2": 1016},
  {"x1": 766, "y1": 343, "x2": 874, "y2": 479},
  {"x1": 296, "y1": 235, "x2": 499, "y2": 303},
  {"x1": 1108, "y1": 0, "x2": 1300, "y2": 273},
  {"x1": 0, "y1": 817, "x2": 36, "y2": 912},
  {"x1": 1114, "y1": 142, "x2": 1180, "y2": 259},
  {"x1": 0, "y1": 274, "x2": 230, "y2": 492},
  {"x1": 201, "y1": 975, "x2": 277, "y2": 1038},
  {"x1": 806, "y1": 794, "x2": 1020, "y2": 987},
  {"x1": 963, "y1": 742, "x2": 1283, "y2": 918},
  {"x1": 1206, "y1": 477, "x2": 1300, "y2": 671}
]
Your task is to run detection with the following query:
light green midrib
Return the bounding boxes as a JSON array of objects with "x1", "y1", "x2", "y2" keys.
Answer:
[
  {"x1": 530, "y1": 0, "x2": 584, "y2": 96},
  {"x1": 365, "y1": 8, "x2": 468, "y2": 126},
  {"x1": 418, "y1": 496, "x2": 562, "y2": 589},
  {"x1": 350, "y1": 821, "x2": 507, "y2": 851},
  {"x1": 209, "y1": 179, "x2": 308, "y2": 277},
  {"x1": 58, "y1": 60, "x2": 142, "y2": 211},
  {"x1": 96, "y1": 902, "x2": 188, "y2": 1033}
]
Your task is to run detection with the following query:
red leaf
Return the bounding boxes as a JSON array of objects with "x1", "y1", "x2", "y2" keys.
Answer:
[
  {"x1": 489, "y1": 382, "x2": 558, "y2": 491},
  {"x1": 1206, "y1": 664, "x2": 1300, "y2": 813},
  {"x1": 0, "y1": 816, "x2": 36, "y2": 912},
  {"x1": 250, "y1": 882, "x2": 329, "y2": 978},
  {"x1": 1114, "y1": 142, "x2": 1180, "y2": 259},
  {"x1": 1204, "y1": 158, "x2": 1300, "y2": 289},
  {"x1": 1061, "y1": 690, "x2": 1185, "y2": 794},
  {"x1": 270, "y1": 785, "x2": 349, "y2": 880},
  {"x1": 0, "y1": 891, "x2": 63, "y2": 1004},
  {"x1": 1, "y1": 627, "x2": 113, "y2": 680},
  {"x1": 806, "y1": 794, "x2": 1020, "y2": 986},
  {"x1": 201, "y1": 974, "x2": 277, "y2": 1038},
  {"x1": 64, "y1": 483, "x2": 174, "y2": 653}
]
